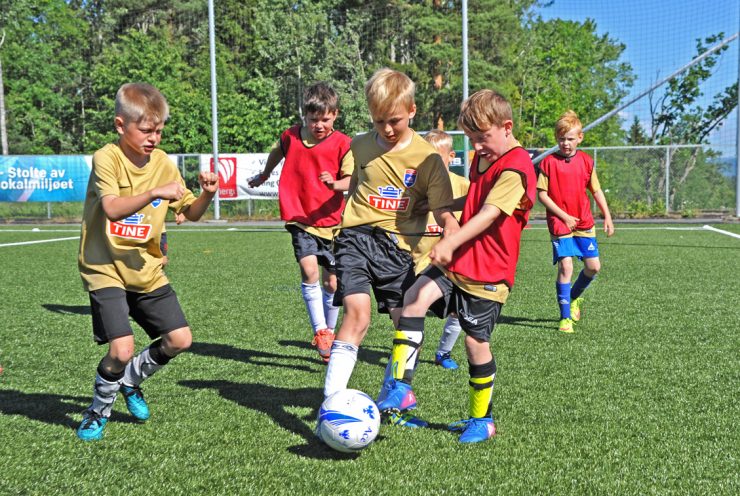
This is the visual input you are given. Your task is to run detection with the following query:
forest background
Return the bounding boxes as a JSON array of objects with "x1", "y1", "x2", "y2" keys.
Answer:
[{"x1": 1, "y1": 0, "x2": 737, "y2": 216}]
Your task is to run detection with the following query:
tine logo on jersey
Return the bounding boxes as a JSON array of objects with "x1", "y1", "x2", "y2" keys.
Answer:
[
  {"x1": 210, "y1": 156, "x2": 237, "y2": 199},
  {"x1": 403, "y1": 169, "x2": 417, "y2": 187},
  {"x1": 109, "y1": 213, "x2": 152, "y2": 240},
  {"x1": 369, "y1": 185, "x2": 409, "y2": 211}
]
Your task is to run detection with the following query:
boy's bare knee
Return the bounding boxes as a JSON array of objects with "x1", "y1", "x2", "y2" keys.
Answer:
[{"x1": 162, "y1": 327, "x2": 192, "y2": 356}]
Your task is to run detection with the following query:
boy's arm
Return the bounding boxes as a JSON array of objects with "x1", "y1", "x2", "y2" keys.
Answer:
[
  {"x1": 248, "y1": 145, "x2": 284, "y2": 187},
  {"x1": 429, "y1": 204, "x2": 500, "y2": 266},
  {"x1": 592, "y1": 189, "x2": 615, "y2": 237},
  {"x1": 101, "y1": 181, "x2": 185, "y2": 222},
  {"x1": 537, "y1": 189, "x2": 579, "y2": 231},
  {"x1": 432, "y1": 208, "x2": 460, "y2": 237},
  {"x1": 183, "y1": 171, "x2": 219, "y2": 221}
]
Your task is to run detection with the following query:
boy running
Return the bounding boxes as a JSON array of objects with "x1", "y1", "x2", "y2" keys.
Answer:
[
  {"x1": 77, "y1": 83, "x2": 218, "y2": 441},
  {"x1": 537, "y1": 110, "x2": 614, "y2": 333},
  {"x1": 376, "y1": 89, "x2": 536, "y2": 443},
  {"x1": 320, "y1": 68, "x2": 459, "y2": 430},
  {"x1": 249, "y1": 82, "x2": 353, "y2": 362}
]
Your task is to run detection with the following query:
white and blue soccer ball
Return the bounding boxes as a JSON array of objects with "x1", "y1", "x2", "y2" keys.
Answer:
[{"x1": 317, "y1": 389, "x2": 380, "y2": 453}]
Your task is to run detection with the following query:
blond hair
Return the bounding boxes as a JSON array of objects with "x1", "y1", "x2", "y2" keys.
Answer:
[
  {"x1": 364, "y1": 68, "x2": 415, "y2": 117},
  {"x1": 424, "y1": 129, "x2": 453, "y2": 153},
  {"x1": 457, "y1": 89, "x2": 512, "y2": 133},
  {"x1": 555, "y1": 110, "x2": 583, "y2": 138},
  {"x1": 115, "y1": 83, "x2": 169, "y2": 125}
]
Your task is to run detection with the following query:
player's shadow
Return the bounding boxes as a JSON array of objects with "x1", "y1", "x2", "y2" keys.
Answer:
[
  {"x1": 189, "y1": 342, "x2": 318, "y2": 373},
  {"x1": 279, "y1": 340, "x2": 388, "y2": 368},
  {"x1": 178, "y1": 379, "x2": 361, "y2": 460},
  {"x1": 497, "y1": 314, "x2": 553, "y2": 330},
  {"x1": 0, "y1": 389, "x2": 139, "y2": 430},
  {"x1": 42, "y1": 304, "x2": 90, "y2": 315}
]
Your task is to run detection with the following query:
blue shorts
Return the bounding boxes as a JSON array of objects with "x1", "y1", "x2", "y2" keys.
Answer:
[{"x1": 551, "y1": 235, "x2": 599, "y2": 264}]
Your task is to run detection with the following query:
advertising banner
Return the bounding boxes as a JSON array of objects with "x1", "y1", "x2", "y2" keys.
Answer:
[
  {"x1": 200, "y1": 153, "x2": 282, "y2": 200},
  {"x1": 0, "y1": 155, "x2": 91, "y2": 202}
]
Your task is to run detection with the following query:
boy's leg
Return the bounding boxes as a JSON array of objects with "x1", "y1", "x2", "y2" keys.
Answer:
[
  {"x1": 556, "y1": 257, "x2": 574, "y2": 332},
  {"x1": 323, "y1": 293, "x2": 371, "y2": 398},
  {"x1": 436, "y1": 314, "x2": 461, "y2": 369},
  {"x1": 570, "y1": 237, "x2": 601, "y2": 321},
  {"x1": 299, "y1": 255, "x2": 328, "y2": 333},
  {"x1": 321, "y1": 270, "x2": 340, "y2": 331}
]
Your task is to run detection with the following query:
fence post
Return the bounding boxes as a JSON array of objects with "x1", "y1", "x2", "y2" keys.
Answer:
[{"x1": 665, "y1": 146, "x2": 671, "y2": 214}]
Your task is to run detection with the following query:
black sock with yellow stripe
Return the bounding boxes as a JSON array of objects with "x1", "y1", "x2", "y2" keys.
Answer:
[{"x1": 468, "y1": 359, "x2": 496, "y2": 418}]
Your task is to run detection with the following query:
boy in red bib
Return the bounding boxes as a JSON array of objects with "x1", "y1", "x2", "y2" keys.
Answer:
[
  {"x1": 249, "y1": 82, "x2": 353, "y2": 362},
  {"x1": 376, "y1": 89, "x2": 536, "y2": 443},
  {"x1": 537, "y1": 111, "x2": 614, "y2": 333}
]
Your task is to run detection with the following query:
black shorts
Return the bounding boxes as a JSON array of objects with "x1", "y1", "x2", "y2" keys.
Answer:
[
  {"x1": 333, "y1": 226, "x2": 416, "y2": 314},
  {"x1": 422, "y1": 266, "x2": 502, "y2": 342},
  {"x1": 286, "y1": 224, "x2": 336, "y2": 271},
  {"x1": 88, "y1": 284, "x2": 189, "y2": 344}
]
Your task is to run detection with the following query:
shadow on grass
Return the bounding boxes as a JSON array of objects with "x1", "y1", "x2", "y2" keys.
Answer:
[
  {"x1": 179, "y1": 379, "x2": 360, "y2": 460},
  {"x1": 498, "y1": 314, "x2": 552, "y2": 330},
  {"x1": 0, "y1": 389, "x2": 147, "y2": 431},
  {"x1": 189, "y1": 342, "x2": 319, "y2": 373},
  {"x1": 279, "y1": 339, "x2": 389, "y2": 368},
  {"x1": 42, "y1": 304, "x2": 90, "y2": 315}
]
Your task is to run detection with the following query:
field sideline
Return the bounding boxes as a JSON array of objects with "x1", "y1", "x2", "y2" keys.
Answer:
[{"x1": 0, "y1": 223, "x2": 738, "y2": 494}]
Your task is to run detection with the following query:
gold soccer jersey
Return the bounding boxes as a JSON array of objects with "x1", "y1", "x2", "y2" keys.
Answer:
[
  {"x1": 341, "y1": 131, "x2": 454, "y2": 252},
  {"x1": 413, "y1": 171, "x2": 470, "y2": 273},
  {"x1": 79, "y1": 144, "x2": 196, "y2": 293}
]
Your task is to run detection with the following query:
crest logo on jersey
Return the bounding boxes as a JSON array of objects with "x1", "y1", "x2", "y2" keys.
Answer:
[
  {"x1": 109, "y1": 213, "x2": 152, "y2": 240},
  {"x1": 403, "y1": 169, "x2": 417, "y2": 187},
  {"x1": 369, "y1": 185, "x2": 409, "y2": 211},
  {"x1": 151, "y1": 198, "x2": 162, "y2": 208}
]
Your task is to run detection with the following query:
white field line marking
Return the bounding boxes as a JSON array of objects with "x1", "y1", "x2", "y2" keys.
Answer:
[
  {"x1": 702, "y1": 224, "x2": 740, "y2": 239},
  {"x1": 0, "y1": 236, "x2": 79, "y2": 248}
]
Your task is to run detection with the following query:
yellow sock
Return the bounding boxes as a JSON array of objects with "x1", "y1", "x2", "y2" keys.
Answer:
[
  {"x1": 390, "y1": 330, "x2": 410, "y2": 380},
  {"x1": 469, "y1": 374, "x2": 494, "y2": 418}
]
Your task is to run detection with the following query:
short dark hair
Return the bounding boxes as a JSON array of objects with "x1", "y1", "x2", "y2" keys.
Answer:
[{"x1": 303, "y1": 82, "x2": 339, "y2": 115}]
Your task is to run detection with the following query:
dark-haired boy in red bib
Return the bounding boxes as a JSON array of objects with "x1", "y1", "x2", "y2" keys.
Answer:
[{"x1": 249, "y1": 82, "x2": 353, "y2": 362}]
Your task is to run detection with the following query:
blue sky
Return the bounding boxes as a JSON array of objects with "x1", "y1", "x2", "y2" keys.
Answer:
[{"x1": 535, "y1": 0, "x2": 739, "y2": 148}]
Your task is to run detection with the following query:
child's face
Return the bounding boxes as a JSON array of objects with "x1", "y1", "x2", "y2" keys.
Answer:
[
  {"x1": 436, "y1": 145, "x2": 455, "y2": 168},
  {"x1": 557, "y1": 128, "x2": 583, "y2": 157},
  {"x1": 115, "y1": 116, "x2": 164, "y2": 160},
  {"x1": 305, "y1": 110, "x2": 338, "y2": 140},
  {"x1": 467, "y1": 121, "x2": 512, "y2": 163},
  {"x1": 371, "y1": 104, "x2": 416, "y2": 148}
]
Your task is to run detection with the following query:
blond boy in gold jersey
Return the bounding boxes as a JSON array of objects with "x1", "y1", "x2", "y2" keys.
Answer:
[{"x1": 319, "y1": 69, "x2": 459, "y2": 432}]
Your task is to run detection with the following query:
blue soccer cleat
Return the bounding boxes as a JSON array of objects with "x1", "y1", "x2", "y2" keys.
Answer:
[
  {"x1": 435, "y1": 352, "x2": 459, "y2": 370},
  {"x1": 448, "y1": 416, "x2": 496, "y2": 443},
  {"x1": 77, "y1": 409, "x2": 108, "y2": 441},
  {"x1": 384, "y1": 411, "x2": 428, "y2": 428},
  {"x1": 376, "y1": 380, "x2": 417, "y2": 413},
  {"x1": 121, "y1": 384, "x2": 150, "y2": 421}
]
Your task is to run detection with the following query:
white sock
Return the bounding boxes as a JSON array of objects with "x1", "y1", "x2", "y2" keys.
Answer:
[
  {"x1": 323, "y1": 340, "x2": 358, "y2": 398},
  {"x1": 301, "y1": 281, "x2": 326, "y2": 333},
  {"x1": 438, "y1": 316, "x2": 462, "y2": 354},
  {"x1": 123, "y1": 346, "x2": 164, "y2": 387},
  {"x1": 90, "y1": 373, "x2": 121, "y2": 417},
  {"x1": 322, "y1": 288, "x2": 339, "y2": 332}
]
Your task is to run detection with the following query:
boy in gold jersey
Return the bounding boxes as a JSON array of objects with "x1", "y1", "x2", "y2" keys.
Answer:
[
  {"x1": 319, "y1": 69, "x2": 459, "y2": 432},
  {"x1": 413, "y1": 130, "x2": 469, "y2": 370},
  {"x1": 76, "y1": 83, "x2": 218, "y2": 441}
]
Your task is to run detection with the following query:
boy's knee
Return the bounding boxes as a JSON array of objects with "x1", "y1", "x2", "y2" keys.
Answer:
[{"x1": 162, "y1": 327, "x2": 192, "y2": 356}]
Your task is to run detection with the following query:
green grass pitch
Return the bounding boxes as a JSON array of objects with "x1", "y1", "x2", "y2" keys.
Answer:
[{"x1": 0, "y1": 223, "x2": 738, "y2": 494}]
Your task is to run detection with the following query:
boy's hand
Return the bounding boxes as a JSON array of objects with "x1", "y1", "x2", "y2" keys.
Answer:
[
  {"x1": 564, "y1": 214, "x2": 579, "y2": 231},
  {"x1": 154, "y1": 181, "x2": 186, "y2": 201},
  {"x1": 248, "y1": 173, "x2": 268, "y2": 187},
  {"x1": 175, "y1": 212, "x2": 186, "y2": 225},
  {"x1": 319, "y1": 171, "x2": 336, "y2": 189},
  {"x1": 429, "y1": 239, "x2": 454, "y2": 267},
  {"x1": 604, "y1": 218, "x2": 615, "y2": 237},
  {"x1": 199, "y1": 171, "x2": 219, "y2": 193}
]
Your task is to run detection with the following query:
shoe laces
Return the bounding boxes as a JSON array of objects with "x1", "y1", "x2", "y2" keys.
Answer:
[
  {"x1": 123, "y1": 384, "x2": 145, "y2": 400},
  {"x1": 81, "y1": 410, "x2": 103, "y2": 429},
  {"x1": 437, "y1": 352, "x2": 452, "y2": 361}
]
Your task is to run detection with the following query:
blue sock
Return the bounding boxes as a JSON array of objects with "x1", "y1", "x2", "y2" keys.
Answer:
[
  {"x1": 557, "y1": 282, "x2": 571, "y2": 319},
  {"x1": 571, "y1": 270, "x2": 594, "y2": 300}
]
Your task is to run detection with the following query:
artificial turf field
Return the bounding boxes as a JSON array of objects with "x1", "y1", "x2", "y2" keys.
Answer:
[{"x1": 0, "y1": 223, "x2": 738, "y2": 495}]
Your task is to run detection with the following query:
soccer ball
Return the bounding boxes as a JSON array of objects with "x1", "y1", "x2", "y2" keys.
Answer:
[{"x1": 317, "y1": 389, "x2": 381, "y2": 453}]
